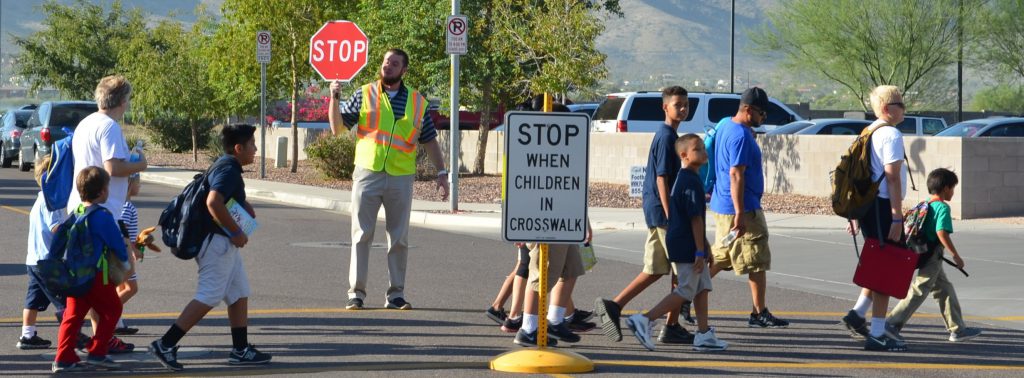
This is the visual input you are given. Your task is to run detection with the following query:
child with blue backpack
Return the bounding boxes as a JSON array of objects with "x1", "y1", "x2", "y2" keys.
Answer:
[
  {"x1": 19, "y1": 155, "x2": 67, "y2": 350},
  {"x1": 52, "y1": 167, "x2": 130, "y2": 372}
]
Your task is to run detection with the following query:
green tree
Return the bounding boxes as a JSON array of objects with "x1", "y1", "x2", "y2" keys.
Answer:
[
  {"x1": 970, "y1": 84, "x2": 1024, "y2": 113},
  {"x1": 207, "y1": 0, "x2": 354, "y2": 172},
  {"x1": 119, "y1": 14, "x2": 219, "y2": 160},
  {"x1": 12, "y1": 0, "x2": 145, "y2": 99},
  {"x1": 753, "y1": 0, "x2": 979, "y2": 110},
  {"x1": 974, "y1": 0, "x2": 1024, "y2": 81}
]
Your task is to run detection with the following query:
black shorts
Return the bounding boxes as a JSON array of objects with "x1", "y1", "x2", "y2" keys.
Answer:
[
  {"x1": 859, "y1": 197, "x2": 901, "y2": 242},
  {"x1": 24, "y1": 265, "x2": 66, "y2": 319},
  {"x1": 515, "y1": 245, "x2": 531, "y2": 278}
]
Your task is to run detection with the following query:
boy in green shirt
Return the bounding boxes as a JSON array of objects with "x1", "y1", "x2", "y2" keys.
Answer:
[{"x1": 887, "y1": 168, "x2": 982, "y2": 342}]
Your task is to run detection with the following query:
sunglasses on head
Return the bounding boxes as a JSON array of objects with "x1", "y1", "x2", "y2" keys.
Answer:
[
  {"x1": 748, "y1": 106, "x2": 767, "y2": 118},
  {"x1": 887, "y1": 102, "x2": 905, "y2": 110}
]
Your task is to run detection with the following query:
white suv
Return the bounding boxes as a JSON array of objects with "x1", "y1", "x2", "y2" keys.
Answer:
[{"x1": 591, "y1": 91, "x2": 803, "y2": 134}]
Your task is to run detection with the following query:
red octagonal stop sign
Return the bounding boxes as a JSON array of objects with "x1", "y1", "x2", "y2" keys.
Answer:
[{"x1": 309, "y1": 20, "x2": 369, "y2": 81}]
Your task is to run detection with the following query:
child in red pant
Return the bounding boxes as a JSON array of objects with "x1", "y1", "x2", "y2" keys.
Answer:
[{"x1": 53, "y1": 167, "x2": 130, "y2": 373}]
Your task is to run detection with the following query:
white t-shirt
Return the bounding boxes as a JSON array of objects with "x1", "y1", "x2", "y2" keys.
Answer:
[
  {"x1": 868, "y1": 123, "x2": 909, "y2": 200},
  {"x1": 67, "y1": 112, "x2": 130, "y2": 215}
]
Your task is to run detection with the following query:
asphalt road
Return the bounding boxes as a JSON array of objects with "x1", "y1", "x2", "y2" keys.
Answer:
[{"x1": 1, "y1": 167, "x2": 1022, "y2": 376}]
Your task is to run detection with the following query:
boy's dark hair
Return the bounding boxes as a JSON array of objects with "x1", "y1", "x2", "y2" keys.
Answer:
[
  {"x1": 387, "y1": 48, "x2": 409, "y2": 67},
  {"x1": 675, "y1": 133, "x2": 702, "y2": 154},
  {"x1": 662, "y1": 86, "x2": 688, "y2": 103},
  {"x1": 927, "y1": 168, "x2": 959, "y2": 195},
  {"x1": 221, "y1": 124, "x2": 256, "y2": 154},
  {"x1": 77, "y1": 166, "x2": 110, "y2": 202}
]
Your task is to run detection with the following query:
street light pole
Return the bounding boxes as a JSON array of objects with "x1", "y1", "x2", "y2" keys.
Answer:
[{"x1": 730, "y1": 0, "x2": 735, "y2": 93}]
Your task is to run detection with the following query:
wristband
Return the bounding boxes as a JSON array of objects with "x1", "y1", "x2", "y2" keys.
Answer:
[
  {"x1": 437, "y1": 169, "x2": 448, "y2": 176},
  {"x1": 892, "y1": 219, "x2": 903, "y2": 224},
  {"x1": 695, "y1": 250, "x2": 706, "y2": 258},
  {"x1": 229, "y1": 229, "x2": 244, "y2": 238}
]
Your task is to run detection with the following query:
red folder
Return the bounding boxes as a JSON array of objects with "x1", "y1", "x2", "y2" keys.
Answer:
[{"x1": 853, "y1": 238, "x2": 919, "y2": 299}]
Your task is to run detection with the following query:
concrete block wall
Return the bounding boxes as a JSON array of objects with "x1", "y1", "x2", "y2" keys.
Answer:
[
  {"x1": 396, "y1": 130, "x2": 1023, "y2": 219},
  {"x1": 254, "y1": 126, "x2": 330, "y2": 162}
]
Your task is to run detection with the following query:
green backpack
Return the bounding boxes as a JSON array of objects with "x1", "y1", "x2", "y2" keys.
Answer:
[{"x1": 830, "y1": 127, "x2": 885, "y2": 220}]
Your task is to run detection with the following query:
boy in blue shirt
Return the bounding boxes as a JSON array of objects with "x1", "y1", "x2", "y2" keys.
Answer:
[
  {"x1": 149, "y1": 124, "x2": 270, "y2": 371},
  {"x1": 53, "y1": 166, "x2": 130, "y2": 372},
  {"x1": 595, "y1": 86, "x2": 693, "y2": 345},
  {"x1": 887, "y1": 168, "x2": 982, "y2": 342},
  {"x1": 625, "y1": 134, "x2": 727, "y2": 352}
]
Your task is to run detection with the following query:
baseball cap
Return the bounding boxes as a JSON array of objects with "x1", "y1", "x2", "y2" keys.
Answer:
[{"x1": 741, "y1": 87, "x2": 770, "y2": 110}]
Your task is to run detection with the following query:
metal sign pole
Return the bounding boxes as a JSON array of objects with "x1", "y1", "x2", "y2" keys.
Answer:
[
  {"x1": 260, "y1": 62, "x2": 266, "y2": 179},
  {"x1": 449, "y1": 0, "x2": 461, "y2": 212}
]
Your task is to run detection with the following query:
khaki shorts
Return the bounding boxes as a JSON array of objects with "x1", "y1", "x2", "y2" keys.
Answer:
[
  {"x1": 643, "y1": 227, "x2": 672, "y2": 275},
  {"x1": 194, "y1": 234, "x2": 251, "y2": 307},
  {"x1": 670, "y1": 262, "x2": 713, "y2": 301},
  {"x1": 711, "y1": 210, "x2": 771, "y2": 275},
  {"x1": 527, "y1": 243, "x2": 585, "y2": 292}
]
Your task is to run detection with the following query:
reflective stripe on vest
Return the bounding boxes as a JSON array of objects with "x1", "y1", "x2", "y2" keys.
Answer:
[{"x1": 354, "y1": 82, "x2": 426, "y2": 175}]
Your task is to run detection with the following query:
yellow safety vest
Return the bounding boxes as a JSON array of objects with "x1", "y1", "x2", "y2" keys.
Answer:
[{"x1": 354, "y1": 81, "x2": 426, "y2": 176}]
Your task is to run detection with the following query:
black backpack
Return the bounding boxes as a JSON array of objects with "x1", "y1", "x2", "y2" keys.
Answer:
[{"x1": 158, "y1": 161, "x2": 226, "y2": 259}]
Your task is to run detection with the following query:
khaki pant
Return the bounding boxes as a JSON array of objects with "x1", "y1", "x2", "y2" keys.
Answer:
[
  {"x1": 888, "y1": 246, "x2": 966, "y2": 333},
  {"x1": 711, "y1": 210, "x2": 771, "y2": 275},
  {"x1": 642, "y1": 227, "x2": 672, "y2": 275},
  {"x1": 348, "y1": 166, "x2": 414, "y2": 301},
  {"x1": 526, "y1": 243, "x2": 585, "y2": 292}
]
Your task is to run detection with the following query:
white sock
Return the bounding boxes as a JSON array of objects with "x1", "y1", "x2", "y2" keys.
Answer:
[
  {"x1": 116, "y1": 318, "x2": 126, "y2": 328},
  {"x1": 22, "y1": 326, "x2": 35, "y2": 339},
  {"x1": 522, "y1": 314, "x2": 539, "y2": 333},
  {"x1": 853, "y1": 295, "x2": 872, "y2": 318},
  {"x1": 870, "y1": 317, "x2": 886, "y2": 337},
  {"x1": 547, "y1": 305, "x2": 566, "y2": 325}
]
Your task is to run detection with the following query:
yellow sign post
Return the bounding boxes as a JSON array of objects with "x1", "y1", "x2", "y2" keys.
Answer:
[{"x1": 491, "y1": 93, "x2": 594, "y2": 374}]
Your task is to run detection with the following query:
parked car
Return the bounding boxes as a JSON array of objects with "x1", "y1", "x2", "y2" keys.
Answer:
[
  {"x1": 427, "y1": 103, "x2": 505, "y2": 130},
  {"x1": 935, "y1": 117, "x2": 1024, "y2": 137},
  {"x1": 17, "y1": 101, "x2": 98, "y2": 171},
  {"x1": 591, "y1": 91, "x2": 803, "y2": 134},
  {"x1": 859, "y1": 113, "x2": 948, "y2": 136},
  {"x1": 767, "y1": 118, "x2": 873, "y2": 135},
  {"x1": 1, "y1": 110, "x2": 34, "y2": 168},
  {"x1": 567, "y1": 103, "x2": 598, "y2": 118}
]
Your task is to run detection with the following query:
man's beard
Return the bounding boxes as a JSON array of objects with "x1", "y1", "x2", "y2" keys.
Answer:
[{"x1": 380, "y1": 72, "x2": 402, "y2": 86}]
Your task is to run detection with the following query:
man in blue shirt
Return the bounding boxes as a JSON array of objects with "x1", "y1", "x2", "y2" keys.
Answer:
[
  {"x1": 596, "y1": 86, "x2": 693, "y2": 345},
  {"x1": 708, "y1": 87, "x2": 789, "y2": 328}
]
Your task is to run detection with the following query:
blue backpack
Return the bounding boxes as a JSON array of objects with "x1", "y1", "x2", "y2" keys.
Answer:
[
  {"x1": 41, "y1": 133, "x2": 74, "y2": 212},
  {"x1": 35, "y1": 205, "x2": 108, "y2": 297},
  {"x1": 698, "y1": 117, "x2": 730, "y2": 196}
]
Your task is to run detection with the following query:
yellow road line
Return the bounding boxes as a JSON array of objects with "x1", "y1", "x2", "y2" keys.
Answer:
[
  {"x1": 596, "y1": 360, "x2": 1024, "y2": 371},
  {"x1": 1, "y1": 204, "x2": 29, "y2": 215},
  {"x1": 145, "y1": 362, "x2": 487, "y2": 377},
  {"x1": 3, "y1": 308, "x2": 1021, "y2": 324}
]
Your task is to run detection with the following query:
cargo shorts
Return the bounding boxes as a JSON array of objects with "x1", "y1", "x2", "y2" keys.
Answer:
[{"x1": 711, "y1": 210, "x2": 771, "y2": 275}]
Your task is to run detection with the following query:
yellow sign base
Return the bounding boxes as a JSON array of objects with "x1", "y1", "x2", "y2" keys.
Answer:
[{"x1": 489, "y1": 348, "x2": 594, "y2": 374}]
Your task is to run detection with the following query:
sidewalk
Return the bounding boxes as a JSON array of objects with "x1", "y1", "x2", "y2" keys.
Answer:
[{"x1": 140, "y1": 166, "x2": 1018, "y2": 232}]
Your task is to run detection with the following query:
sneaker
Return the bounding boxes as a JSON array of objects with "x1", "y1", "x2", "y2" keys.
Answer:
[
  {"x1": 107, "y1": 337, "x2": 135, "y2": 354},
  {"x1": 501, "y1": 317, "x2": 522, "y2": 333},
  {"x1": 486, "y1": 307, "x2": 507, "y2": 325},
  {"x1": 17, "y1": 333, "x2": 52, "y2": 350},
  {"x1": 228, "y1": 344, "x2": 272, "y2": 365},
  {"x1": 513, "y1": 328, "x2": 557, "y2": 347},
  {"x1": 658, "y1": 323, "x2": 695, "y2": 344},
  {"x1": 385, "y1": 297, "x2": 412, "y2": 310},
  {"x1": 885, "y1": 323, "x2": 905, "y2": 342},
  {"x1": 148, "y1": 339, "x2": 184, "y2": 371},
  {"x1": 76, "y1": 334, "x2": 92, "y2": 351},
  {"x1": 114, "y1": 327, "x2": 139, "y2": 336},
  {"x1": 570, "y1": 309, "x2": 595, "y2": 323},
  {"x1": 748, "y1": 308, "x2": 789, "y2": 328},
  {"x1": 566, "y1": 314, "x2": 597, "y2": 333},
  {"x1": 680, "y1": 301, "x2": 696, "y2": 326},
  {"x1": 594, "y1": 297, "x2": 623, "y2": 342},
  {"x1": 864, "y1": 334, "x2": 908, "y2": 351},
  {"x1": 625, "y1": 314, "x2": 656, "y2": 351},
  {"x1": 548, "y1": 321, "x2": 581, "y2": 343},
  {"x1": 52, "y1": 361, "x2": 92, "y2": 373},
  {"x1": 949, "y1": 327, "x2": 982, "y2": 342},
  {"x1": 85, "y1": 355, "x2": 121, "y2": 369},
  {"x1": 692, "y1": 327, "x2": 729, "y2": 351},
  {"x1": 346, "y1": 297, "x2": 364, "y2": 310},
  {"x1": 841, "y1": 310, "x2": 869, "y2": 339}
]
